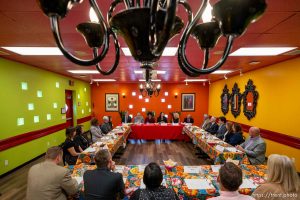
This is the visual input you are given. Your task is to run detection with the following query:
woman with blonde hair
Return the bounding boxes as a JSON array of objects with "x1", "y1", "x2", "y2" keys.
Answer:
[
  {"x1": 172, "y1": 112, "x2": 180, "y2": 123},
  {"x1": 252, "y1": 154, "x2": 300, "y2": 200}
]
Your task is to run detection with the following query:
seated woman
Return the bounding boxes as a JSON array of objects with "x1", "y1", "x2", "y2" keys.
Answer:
[
  {"x1": 228, "y1": 123, "x2": 244, "y2": 146},
  {"x1": 130, "y1": 162, "x2": 179, "y2": 200},
  {"x1": 74, "y1": 125, "x2": 89, "y2": 150},
  {"x1": 145, "y1": 112, "x2": 155, "y2": 124},
  {"x1": 171, "y1": 112, "x2": 180, "y2": 123},
  {"x1": 63, "y1": 127, "x2": 83, "y2": 165},
  {"x1": 157, "y1": 112, "x2": 168, "y2": 123},
  {"x1": 252, "y1": 154, "x2": 300, "y2": 200},
  {"x1": 90, "y1": 118, "x2": 103, "y2": 143},
  {"x1": 223, "y1": 122, "x2": 234, "y2": 143}
]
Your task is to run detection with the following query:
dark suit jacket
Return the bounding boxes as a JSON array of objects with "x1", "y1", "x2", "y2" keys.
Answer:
[
  {"x1": 100, "y1": 123, "x2": 112, "y2": 134},
  {"x1": 229, "y1": 132, "x2": 244, "y2": 146},
  {"x1": 121, "y1": 115, "x2": 132, "y2": 123},
  {"x1": 223, "y1": 131, "x2": 234, "y2": 143},
  {"x1": 157, "y1": 116, "x2": 168, "y2": 123},
  {"x1": 84, "y1": 168, "x2": 125, "y2": 200},
  {"x1": 206, "y1": 122, "x2": 219, "y2": 134},
  {"x1": 145, "y1": 117, "x2": 155, "y2": 124},
  {"x1": 184, "y1": 117, "x2": 194, "y2": 124},
  {"x1": 216, "y1": 124, "x2": 227, "y2": 139}
]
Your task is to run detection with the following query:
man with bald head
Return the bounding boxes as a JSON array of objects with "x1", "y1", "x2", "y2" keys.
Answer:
[{"x1": 236, "y1": 127, "x2": 266, "y2": 165}]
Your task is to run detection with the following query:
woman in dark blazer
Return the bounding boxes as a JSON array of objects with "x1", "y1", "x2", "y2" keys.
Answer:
[
  {"x1": 223, "y1": 122, "x2": 234, "y2": 143},
  {"x1": 229, "y1": 123, "x2": 244, "y2": 146},
  {"x1": 157, "y1": 112, "x2": 168, "y2": 123}
]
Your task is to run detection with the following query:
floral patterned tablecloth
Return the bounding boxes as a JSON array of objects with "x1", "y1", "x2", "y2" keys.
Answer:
[
  {"x1": 76, "y1": 126, "x2": 131, "y2": 165},
  {"x1": 69, "y1": 164, "x2": 267, "y2": 200},
  {"x1": 183, "y1": 126, "x2": 250, "y2": 165}
]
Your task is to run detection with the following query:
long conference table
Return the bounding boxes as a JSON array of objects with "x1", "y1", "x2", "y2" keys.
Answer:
[
  {"x1": 129, "y1": 123, "x2": 190, "y2": 141},
  {"x1": 71, "y1": 124, "x2": 264, "y2": 199}
]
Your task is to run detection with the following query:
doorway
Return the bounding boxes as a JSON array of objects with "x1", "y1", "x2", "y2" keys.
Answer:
[{"x1": 65, "y1": 90, "x2": 74, "y2": 127}]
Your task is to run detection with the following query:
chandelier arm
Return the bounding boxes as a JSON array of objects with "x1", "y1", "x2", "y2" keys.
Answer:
[
  {"x1": 123, "y1": 0, "x2": 133, "y2": 9},
  {"x1": 93, "y1": 30, "x2": 120, "y2": 75},
  {"x1": 50, "y1": 16, "x2": 109, "y2": 66},
  {"x1": 202, "y1": 48, "x2": 209, "y2": 69},
  {"x1": 149, "y1": 0, "x2": 159, "y2": 46},
  {"x1": 150, "y1": 0, "x2": 177, "y2": 56},
  {"x1": 144, "y1": 0, "x2": 150, "y2": 7},
  {"x1": 178, "y1": 0, "x2": 193, "y2": 23},
  {"x1": 108, "y1": 0, "x2": 123, "y2": 21},
  {"x1": 136, "y1": 0, "x2": 141, "y2": 7},
  {"x1": 178, "y1": 35, "x2": 234, "y2": 75}
]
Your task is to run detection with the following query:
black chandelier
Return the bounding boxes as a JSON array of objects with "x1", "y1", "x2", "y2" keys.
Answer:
[
  {"x1": 37, "y1": 0, "x2": 266, "y2": 77},
  {"x1": 139, "y1": 81, "x2": 161, "y2": 97}
]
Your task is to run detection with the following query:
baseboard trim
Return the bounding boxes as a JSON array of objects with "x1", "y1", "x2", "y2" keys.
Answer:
[{"x1": 0, "y1": 153, "x2": 45, "y2": 178}]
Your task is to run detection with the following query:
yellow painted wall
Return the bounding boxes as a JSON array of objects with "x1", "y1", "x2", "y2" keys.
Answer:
[
  {"x1": 208, "y1": 57, "x2": 300, "y2": 171},
  {"x1": 0, "y1": 58, "x2": 91, "y2": 175}
]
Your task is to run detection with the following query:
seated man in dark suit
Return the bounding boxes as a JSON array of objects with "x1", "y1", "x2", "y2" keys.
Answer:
[
  {"x1": 206, "y1": 117, "x2": 219, "y2": 135},
  {"x1": 84, "y1": 149, "x2": 125, "y2": 200},
  {"x1": 184, "y1": 114, "x2": 194, "y2": 124},
  {"x1": 121, "y1": 111, "x2": 132, "y2": 123},
  {"x1": 101, "y1": 116, "x2": 112, "y2": 134},
  {"x1": 216, "y1": 116, "x2": 227, "y2": 140}
]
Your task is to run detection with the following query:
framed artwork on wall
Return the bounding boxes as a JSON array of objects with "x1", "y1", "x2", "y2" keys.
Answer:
[
  {"x1": 242, "y1": 79, "x2": 259, "y2": 120},
  {"x1": 105, "y1": 93, "x2": 119, "y2": 112},
  {"x1": 230, "y1": 83, "x2": 242, "y2": 118},
  {"x1": 181, "y1": 93, "x2": 195, "y2": 111},
  {"x1": 221, "y1": 84, "x2": 230, "y2": 115}
]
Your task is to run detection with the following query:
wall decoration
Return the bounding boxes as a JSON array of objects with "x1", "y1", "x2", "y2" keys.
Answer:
[
  {"x1": 105, "y1": 93, "x2": 119, "y2": 112},
  {"x1": 221, "y1": 85, "x2": 230, "y2": 115},
  {"x1": 181, "y1": 93, "x2": 195, "y2": 111},
  {"x1": 230, "y1": 83, "x2": 242, "y2": 118},
  {"x1": 243, "y1": 79, "x2": 259, "y2": 120}
]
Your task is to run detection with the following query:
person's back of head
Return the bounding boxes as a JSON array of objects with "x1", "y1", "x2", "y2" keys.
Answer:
[
  {"x1": 225, "y1": 122, "x2": 233, "y2": 133},
  {"x1": 45, "y1": 146, "x2": 63, "y2": 164},
  {"x1": 267, "y1": 154, "x2": 300, "y2": 193},
  {"x1": 143, "y1": 162, "x2": 163, "y2": 190},
  {"x1": 219, "y1": 162, "x2": 242, "y2": 191},
  {"x1": 94, "y1": 149, "x2": 111, "y2": 168},
  {"x1": 103, "y1": 116, "x2": 109, "y2": 123},
  {"x1": 233, "y1": 123, "x2": 242, "y2": 133},
  {"x1": 91, "y1": 118, "x2": 99, "y2": 126}
]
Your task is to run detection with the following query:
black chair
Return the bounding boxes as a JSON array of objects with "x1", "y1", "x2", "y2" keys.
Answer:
[
  {"x1": 59, "y1": 142, "x2": 66, "y2": 166},
  {"x1": 82, "y1": 130, "x2": 93, "y2": 145}
]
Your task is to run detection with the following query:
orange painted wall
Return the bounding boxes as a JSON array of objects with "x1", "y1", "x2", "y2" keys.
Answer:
[
  {"x1": 208, "y1": 57, "x2": 300, "y2": 171},
  {"x1": 91, "y1": 83, "x2": 209, "y2": 126}
]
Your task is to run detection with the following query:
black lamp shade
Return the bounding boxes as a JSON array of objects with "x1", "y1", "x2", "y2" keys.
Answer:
[
  {"x1": 37, "y1": 0, "x2": 73, "y2": 18},
  {"x1": 76, "y1": 22, "x2": 105, "y2": 48}
]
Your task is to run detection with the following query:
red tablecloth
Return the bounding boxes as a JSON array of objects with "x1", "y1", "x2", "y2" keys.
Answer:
[{"x1": 129, "y1": 124, "x2": 190, "y2": 141}]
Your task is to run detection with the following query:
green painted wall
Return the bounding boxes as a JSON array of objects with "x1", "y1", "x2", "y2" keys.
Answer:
[{"x1": 0, "y1": 58, "x2": 91, "y2": 175}]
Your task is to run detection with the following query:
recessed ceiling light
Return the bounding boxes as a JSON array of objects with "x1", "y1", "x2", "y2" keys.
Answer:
[
  {"x1": 122, "y1": 47, "x2": 177, "y2": 56},
  {"x1": 211, "y1": 70, "x2": 232, "y2": 74},
  {"x1": 139, "y1": 79, "x2": 161, "y2": 82},
  {"x1": 183, "y1": 79, "x2": 208, "y2": 82},
  {"x1": 68, "y1": 70, "x2": 99, "y2": 74},
  {"x1": 230, "y1": 47, "x2": 297, "y2": 56},
  {"x1": 1, "y1": 47, "x2": 63, "y2": 55},
  {"x1": 92, "y1": 79, "x2": 116, "y2": 82},
  {"x1": 134, "y1": 70, "x2": 166, "y2": 74}
]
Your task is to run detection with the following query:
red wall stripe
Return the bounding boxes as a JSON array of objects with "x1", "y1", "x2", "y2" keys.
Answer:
[
  {"x1": 239, "y1": 123, "x2": 300, "y2": 149},
  {"x1": 0, "y1": 116, "x2": 92, "y2": 152},
  {"x1": 77, "y1": 116, "x2": 92, "y2": 124},
  {"x1": 0, "y1": 123, "x2": 67, "y2": 151}
]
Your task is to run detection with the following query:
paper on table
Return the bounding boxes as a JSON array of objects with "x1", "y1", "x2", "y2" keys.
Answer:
[
  {"x1": 138, "y1": 165, "x2": 146, "y2": 173},
  {"x1": 184, "y1": 166, "x2": 201, "y2": 174},
  {"x1": 115, "y1": 165, "x2": 125, "y2": 173},
  {"x1": 225, "y1": 147, "x2": 241, "y2": 152},
  {"x1": 226, "y1": 158, "x2": 240, "y2": 165},
  {"x1": 84, "y1": 147, "x2": 96, "y2": 153},
  {"x1": 239, "y1": 179, "x2": 257, "y2": 189},
  {"x1": 215, "y1": 145, "x2": 225, "y2": 152},
  {"x1": 211, "y1": 165, "x2": 221, "y2": 173},
  {"x1": 184, "y1": 179, "x2": 214, "y2": 190},
  {"x1": 74, "y1": 177, "x2": 83, "y2": 184}
]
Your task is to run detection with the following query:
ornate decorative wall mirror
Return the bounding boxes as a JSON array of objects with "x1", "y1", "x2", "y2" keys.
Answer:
[
  {"x1": 230, "y1": 83, "x2": 242, "y2": 118},
  {"x1": 243, "y1": 79, "x2": 259, "y2": 120},
  {"x1": 221, "y1": 84, "x2": 230, "y2": 115}
]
